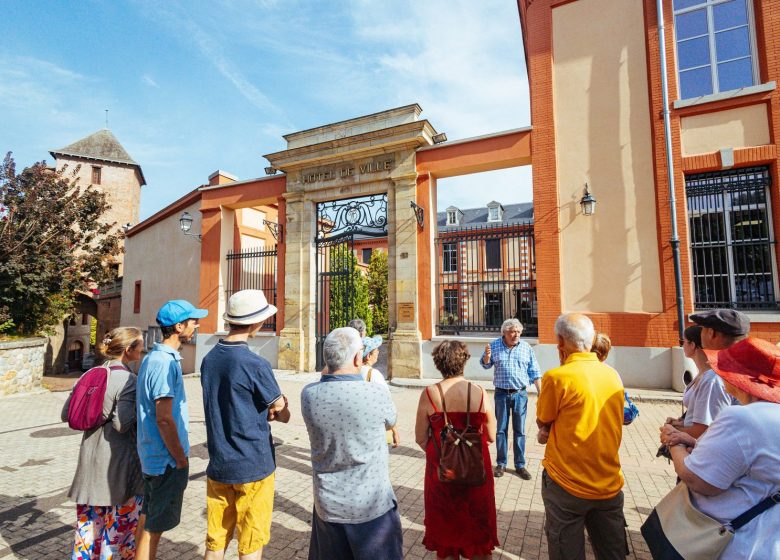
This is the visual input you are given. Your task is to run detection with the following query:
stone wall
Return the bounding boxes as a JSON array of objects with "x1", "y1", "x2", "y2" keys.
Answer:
[{"x1": 0, "y1": 338, "x2": 46, "y2": 396}]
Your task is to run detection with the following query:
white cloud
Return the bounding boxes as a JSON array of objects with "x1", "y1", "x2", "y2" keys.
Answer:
[{"x1": 142, "y1": 74, "x2": 159, "y2": 88}]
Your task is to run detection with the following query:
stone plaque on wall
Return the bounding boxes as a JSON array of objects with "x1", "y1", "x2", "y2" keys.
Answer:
[{"x1": 398, "y1": 303, "x2": 415, "y2": 322}]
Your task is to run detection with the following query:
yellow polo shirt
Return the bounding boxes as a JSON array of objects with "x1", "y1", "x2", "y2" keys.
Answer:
[{"x1": 537, "y1": 352, "x2": 625, "y2": 500}]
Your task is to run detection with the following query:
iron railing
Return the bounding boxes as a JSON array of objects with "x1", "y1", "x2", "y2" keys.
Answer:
[
  {"x1": 435, "y1": 222, "x2": 537, "y2": 336},
  {"x1": 686, "y1": 166, "x2": 779, "y2": 311},
  {"x1": 225, "y1": 245, "x2": 278, "y2": 330}
]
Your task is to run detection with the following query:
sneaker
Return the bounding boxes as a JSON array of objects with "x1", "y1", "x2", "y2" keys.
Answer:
[
  {"x1": 516, "y1": 467, "x2": 532, "y2": 480},
  {"x1": 493, "y1": 465, "x2": 506, "y2": 478}
]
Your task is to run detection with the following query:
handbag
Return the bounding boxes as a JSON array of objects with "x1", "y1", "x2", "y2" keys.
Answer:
[
  {"x1": 641, "y1": 481, "x2": 780, "y2": 560},
  {"x1": 431, "y1": 382, "x2": 486, "y2": 486}
]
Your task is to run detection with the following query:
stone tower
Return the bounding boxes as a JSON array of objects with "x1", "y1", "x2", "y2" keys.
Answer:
[{"x1": 50, "y1": 129, "x2": 145, "y2": 274}]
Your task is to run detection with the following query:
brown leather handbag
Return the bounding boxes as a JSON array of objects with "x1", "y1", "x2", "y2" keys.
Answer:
[{"x1": 432, "y1": 382, "x2": 486, "y2": 486}]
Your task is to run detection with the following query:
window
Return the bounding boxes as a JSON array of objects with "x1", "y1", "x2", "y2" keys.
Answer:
[
  {"x1": 686, "y1": 166, "x2": 778, "y2": 310},
  {"x1": 91, "y1": 166, "x2": 102, "y2": 185},
  {"x1": 443, "y1": 242, "x2": 458, "y2": 272},
  {"x1": 81, "y1": 313, "x2": 89, "y2": 325},
  {"x1": 486, "y1": 239, "x2": 502, "y2": 270},
  {"x1": 488, "y1": 207, "x2": 500, "y2": 222},
  {"x1": 485, "y1": 293, "x2": 504, "y2": 327},
  {"x1": 362, "y1": 248, "x2": 372, "y2": 264},
  {"x1": 447, "y1": 210, "x2": 457, "y2": 225},
  {"x1": 134, "y1": 281, "x2": 142, "y2": 313},
  {"x1": 443, "y1": 289, "x2": 458, "y2": 317},
  {"x1": 673, "y1": 0, "x2": 757, "y2": 100}
]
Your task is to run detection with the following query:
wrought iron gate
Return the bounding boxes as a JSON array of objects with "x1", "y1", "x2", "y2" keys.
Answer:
[
  {"x1": 315, "y1": 194, "x2": 388, "y2": 369},
  {"x1": 225, "y1": 245, "x2": 278, "y2": 331}
]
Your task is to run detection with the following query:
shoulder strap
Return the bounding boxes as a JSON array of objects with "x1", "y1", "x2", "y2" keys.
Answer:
[
  {"x1": 425, "y1": 386, "x2": 439, "y2": 413},
  {"x1": 730, "y1": 491, "x2": 780, "y2": 531},
  {"x1": 366, "y1": 369, "x2": 372, "y2": 382},
  {"x1": 466, "y1": 382, "x2": 472, "y2": 427},
  {"x1": 435, "y1": 383, "x2": 450, "y2": 426},
  {"x1": 478, "y1": 386, "x2": 485, "y2": 413}
]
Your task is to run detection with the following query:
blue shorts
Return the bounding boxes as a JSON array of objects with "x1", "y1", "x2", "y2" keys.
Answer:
[{"x1": 308, "y1": 503, "x2": 403, "y2": 560}]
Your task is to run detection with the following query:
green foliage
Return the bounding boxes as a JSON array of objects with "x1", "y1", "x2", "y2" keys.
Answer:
[
  {"x1": 0, "y1": 153, "x2": 121, "y2": 335},
  {"x1": 366, "y1": 249, "x2": 389, "y2": 334},
  {"x1": 328, "y1": 244, "x2": 372, "y2": 335}
]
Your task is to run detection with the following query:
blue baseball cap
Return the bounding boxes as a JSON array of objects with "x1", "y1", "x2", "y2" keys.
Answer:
[{"x1": 156, "y1": 300, "x2": 208, "y2": 327}]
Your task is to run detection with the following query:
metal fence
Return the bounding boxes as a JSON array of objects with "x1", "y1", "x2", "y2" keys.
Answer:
[
  {"x1": 225, "y1": 245, "x2": 278, "y2": 330},
  {"x1": 435, "y1": 222, "x2": 537, "y2": 336},
  {"x1": 686, "y1": 166, "x2": 779, "y2": 311}
]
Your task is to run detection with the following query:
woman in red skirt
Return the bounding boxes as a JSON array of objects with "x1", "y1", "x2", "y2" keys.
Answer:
[{"x1": 415, "y1": 340, "x2": 499, "y2": 559}]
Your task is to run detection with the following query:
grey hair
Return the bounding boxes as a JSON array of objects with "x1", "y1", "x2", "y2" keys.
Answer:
[
  {"x1": 554, "y1": 313, "x2": 595, "y2": 352},
  {"x1": 348, "y1": 318, "x2": 367, "y2": 337},
  {"x1": 501, "y1": 318, "x2": 523, "y2": 334},
  {"x1": 323, "y1": 327, "x2": 362, "y2": 371}
]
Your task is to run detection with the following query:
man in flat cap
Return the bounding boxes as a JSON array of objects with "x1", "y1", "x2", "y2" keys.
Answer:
[{"x1": 663, "y1": 309, "x2": 748, "y2": 442}]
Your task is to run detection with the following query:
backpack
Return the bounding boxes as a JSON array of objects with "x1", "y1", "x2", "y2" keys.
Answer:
[
  {"x1": 67, "y1": 365, "x2": 124, "y2": 431},
  {"x1": 431, "y1": 382, "x2": 486, "y2": 486},
  {"x1": 623, "y1": 391, "x2": 639, "y2": 425}
]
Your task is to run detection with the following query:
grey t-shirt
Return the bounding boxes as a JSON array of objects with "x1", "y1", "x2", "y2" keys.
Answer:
[
  {"x1": 301, "y1": 374, "x2": 397, "y2": 524},
  {"x1": 682, "y1": 369, "x2": 737, "y2": 427}
]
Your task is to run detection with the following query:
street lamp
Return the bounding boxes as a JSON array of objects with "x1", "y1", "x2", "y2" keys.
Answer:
[
  {"x1": 580, "y1": 183, "x2": 597, "y2": 216},
  {"x1": 179, "y1": 211, "x2": 201, "y2": 241}
]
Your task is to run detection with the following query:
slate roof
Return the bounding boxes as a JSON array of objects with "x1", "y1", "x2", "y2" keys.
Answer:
[
  {"x1": 50, "y1": 129, "x2": 146, "y2": 185},
  {"x1": 437, "y1": 201, "x2": 533, "y2": 232}
]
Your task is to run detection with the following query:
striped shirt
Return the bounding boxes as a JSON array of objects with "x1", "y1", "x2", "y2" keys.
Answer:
[{"x1": 480, "y1": 338, "x2": 541, "y2": 390}]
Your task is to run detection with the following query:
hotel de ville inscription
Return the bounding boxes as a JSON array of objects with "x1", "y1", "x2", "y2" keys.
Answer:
[{"x1": 301, "y1": 156, "x2": 395, "y2": 185}]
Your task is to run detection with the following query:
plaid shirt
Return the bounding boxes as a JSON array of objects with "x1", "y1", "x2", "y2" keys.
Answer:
[{"x1": 480, "y1": 338, "x2": 541, "y2": 390}]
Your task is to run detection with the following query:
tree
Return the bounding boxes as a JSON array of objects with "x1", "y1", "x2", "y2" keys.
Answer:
[
  {"x1": 328, "y1": 243, "x2": 372, "y2": 335},
  {"x1": 0, "y1": 153, "x2": 121, "y2": 335},
  {"x1": 367, "y1": 249, "x2": 388, "y2": 334}
]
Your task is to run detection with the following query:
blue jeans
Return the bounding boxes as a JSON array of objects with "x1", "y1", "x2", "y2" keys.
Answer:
[{"x1": 494, "y1": 388, "x2": 528, "y2": 469}]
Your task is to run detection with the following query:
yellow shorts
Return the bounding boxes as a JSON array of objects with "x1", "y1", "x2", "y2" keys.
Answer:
[{"x1": 205, "y1": 473, "x2": 275, "y2": 554}]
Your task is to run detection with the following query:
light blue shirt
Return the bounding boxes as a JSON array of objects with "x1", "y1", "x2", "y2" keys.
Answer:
[
  {"x1": 480, "y1": 338, "x2": 541, "y2": 390},
  {"x1": 136, "y1": 343, "x2": 190, "y2": 475},
  {"x1": 301, "y1": 374, "x2": 397, "y2": 524}
]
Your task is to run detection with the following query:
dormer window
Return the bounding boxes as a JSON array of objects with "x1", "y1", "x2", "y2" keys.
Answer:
[
  {"x1": 487, "y1": 201, "x2": 503, "y2": 223},
  {"x1": 447, "y1": 210, "x2": 457, "y2": 225}
]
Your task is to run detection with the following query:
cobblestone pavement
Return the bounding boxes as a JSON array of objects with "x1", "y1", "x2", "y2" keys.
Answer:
[{"x1": 0, "y1": 375, "x2": 676, "y2": 559}]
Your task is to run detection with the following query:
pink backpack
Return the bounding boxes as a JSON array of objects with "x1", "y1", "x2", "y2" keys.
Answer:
[{"x1": 67, "y1": 365, "x2": 125, "y2": 431}]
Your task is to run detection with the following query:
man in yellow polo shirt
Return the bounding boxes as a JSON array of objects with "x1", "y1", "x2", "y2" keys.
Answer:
[{"x1": 536, "y1": 313, "x2": 627, "y2": 560}]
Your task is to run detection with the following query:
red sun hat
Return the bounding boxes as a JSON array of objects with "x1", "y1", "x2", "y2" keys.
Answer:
[{"x1": 704, "y1": 338, "x2": 780, "y2": 404}]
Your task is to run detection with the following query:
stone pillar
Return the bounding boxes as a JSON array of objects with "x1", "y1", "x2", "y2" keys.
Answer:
[
  {"x1": 198, "y1": 207, "x2": 222, "y2": 333},
  {"x1": 388, "y1": 176, "x2": 423, "y2": 378},
  {"x1": 278, "y1": 192, "x2": 317, "y2": 371}
]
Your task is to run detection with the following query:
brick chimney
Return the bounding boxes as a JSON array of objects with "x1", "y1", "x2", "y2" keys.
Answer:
[{"x1": 208, "y1": 170, "x2": 238, "y2": 186}]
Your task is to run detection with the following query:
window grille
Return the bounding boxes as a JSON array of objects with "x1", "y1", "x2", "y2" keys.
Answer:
[{"x1": 686, "y1": 166, "x2": 779, "y2": 310}]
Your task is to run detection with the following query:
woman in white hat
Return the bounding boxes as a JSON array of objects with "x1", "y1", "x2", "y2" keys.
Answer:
[{"x1": 360, "y1": 335, "x2": 400, "y2": 446}]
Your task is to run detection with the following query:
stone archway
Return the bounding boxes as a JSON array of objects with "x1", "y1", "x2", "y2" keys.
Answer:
[{"x1": 266, "y1": 105, "x2": 438, "y2": 376}]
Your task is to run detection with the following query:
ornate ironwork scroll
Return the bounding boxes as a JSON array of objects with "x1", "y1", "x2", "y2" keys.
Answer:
[
  {"x1": 410, "y1": 201, "x2": 424, "y2": 229},
  {"x1": 262, "y1": 219, "x2": 283, "y2": 243},
  {"x1": 316, "y1": 193, "x2": 388, "y2": 240}
]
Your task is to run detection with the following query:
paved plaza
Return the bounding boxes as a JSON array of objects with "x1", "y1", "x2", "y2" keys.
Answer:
[{"x1": 0, "y1": 374, "x2": 677, "y2": 559}]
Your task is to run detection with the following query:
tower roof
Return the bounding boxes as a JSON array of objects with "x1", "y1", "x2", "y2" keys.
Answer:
[{"x1": 50, "y1": 129, "x2": 146, "y2": 185}]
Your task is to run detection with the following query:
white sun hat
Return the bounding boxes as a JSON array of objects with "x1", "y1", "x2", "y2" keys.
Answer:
[{"x1": 223, "y1": 289, "x2": 278, "y2": 326}]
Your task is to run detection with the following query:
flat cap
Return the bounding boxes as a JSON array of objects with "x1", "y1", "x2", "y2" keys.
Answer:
[{"x1": 690, "y1": 309, "x2": 750, "y2": 336}]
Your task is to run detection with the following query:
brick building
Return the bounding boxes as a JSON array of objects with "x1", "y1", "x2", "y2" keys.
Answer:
[{"x1": 50, "y1": 129, "x2": 145, "y2": 370}]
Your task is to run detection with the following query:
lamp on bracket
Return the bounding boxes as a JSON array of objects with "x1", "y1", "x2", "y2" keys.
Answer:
[
  {"x1": 432, "y1": 132, "x2": 448, "y2": 144},
  {"x1": 410, "y1": 201, "x2": 425, "y2": 229},
  {"x1": 580, "y1": 183, "x2": 597, "y2": 216},
  {"x1": 264, "y1": 166, "x2": 278, "y2": 175},
  {"x1": 179, "y1": 211, "x2": 201, "y2": 241}
]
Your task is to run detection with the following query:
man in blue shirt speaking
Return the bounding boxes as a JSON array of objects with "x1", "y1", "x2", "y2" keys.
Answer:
[
  {"x1": 481, "y1": 318, "x2": 541, "y2": 480},
  {"x1": 136, "y1": 299, "x2": 207, "y2": 560}
]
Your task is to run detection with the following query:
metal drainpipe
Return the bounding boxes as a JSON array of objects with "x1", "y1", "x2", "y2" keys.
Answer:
[{"x1": 657, "y1": 0, "x2": 687, "y2": 345}]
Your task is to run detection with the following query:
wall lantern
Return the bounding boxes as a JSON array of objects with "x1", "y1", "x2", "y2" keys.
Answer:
[
  {"x1": 432, "y1": 132, "x2": 448, "y2": 144},
  {"x1": 580, "y1": 183, "x2": 597, "y2": 216},
  {"x1": 179, "y1": 211, "x2": 201, "y2": 241},
  {"x1": 410, "y1": 201, "x2": 425, "y2": 229},
  {"x1": 264, "y1": 166, "x2": 278, "y2": 175}
]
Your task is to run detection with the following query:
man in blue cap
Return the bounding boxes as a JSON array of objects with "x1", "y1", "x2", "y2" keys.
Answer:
[{"x1": 135, "y1": 300, "x2": 207, "y2": 560}]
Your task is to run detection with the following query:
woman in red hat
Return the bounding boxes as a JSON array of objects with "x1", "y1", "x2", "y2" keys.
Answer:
[{"x1": 659, "y1": 338, "x2": 780, "y2": 559}]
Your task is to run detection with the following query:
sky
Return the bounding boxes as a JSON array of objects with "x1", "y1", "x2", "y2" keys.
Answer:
[{"x1": 0, "y1": 0, "x2": 531, "y2": 221}]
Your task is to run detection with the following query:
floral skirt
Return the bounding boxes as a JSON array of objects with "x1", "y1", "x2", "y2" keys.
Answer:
[{"x1": 72, "y1": 495, "x2": 143, "y2": 560}]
